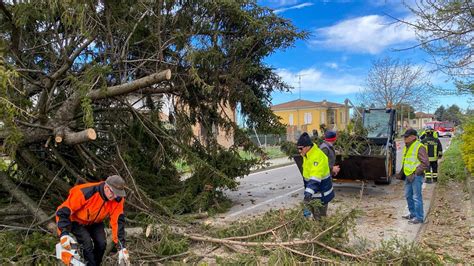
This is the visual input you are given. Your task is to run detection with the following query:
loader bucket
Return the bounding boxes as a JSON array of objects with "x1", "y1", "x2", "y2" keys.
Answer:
[{"x1": 335, "y1": 154, "x2": 391, "y2": 184}]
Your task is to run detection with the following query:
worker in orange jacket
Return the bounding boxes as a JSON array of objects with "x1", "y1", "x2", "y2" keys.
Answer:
[{"x1": 56, "y1": 175, "x2": 128, "y2": 266}]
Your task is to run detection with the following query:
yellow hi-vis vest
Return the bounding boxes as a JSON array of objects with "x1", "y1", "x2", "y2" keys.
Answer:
[
  {"x1": 402, "y1": 140, "x2": 422, "y2": 176},
  {"x1": 302, "y1": 145, "x2": 331, "y2": 181}
]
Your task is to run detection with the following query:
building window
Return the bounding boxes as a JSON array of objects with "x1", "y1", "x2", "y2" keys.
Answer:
[
  {"x1": 289, "y1": 114, "x2": 294, "y2": 125},
  {"x1": 320, "y1": 112, "x2": 325, "y2": 124},
  {"x1": 340, "y1": 111, "x2": 343, "y2": 124},
  {"x1": 328, "y1": 110, "x2": 335, "y2": 124},
  {"x1": 304, "y1": 112, "x2": 312, "y2": 124},
  {"x1": 412, "y1": 119, "x2": 416, "y2": 125}
]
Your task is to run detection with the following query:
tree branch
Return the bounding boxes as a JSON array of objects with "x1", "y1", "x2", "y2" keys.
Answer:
[{"x1": 88, "y1": 69, "x2": 172, "y2": 99}]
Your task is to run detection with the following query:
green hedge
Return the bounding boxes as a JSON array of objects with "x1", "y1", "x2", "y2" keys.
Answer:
[
  {"x1": 439, "y1": 137, "x2": 467, "y2": 182},
  {"x1": 461, "y1": 115, "x2": 474, "y2": 173}
]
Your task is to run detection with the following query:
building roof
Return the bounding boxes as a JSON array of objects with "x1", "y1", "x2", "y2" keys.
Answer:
[
  {"x1": 415, "y1": 112, "x2": 434, "y2": 119},
  {"x1": 270, "y1": 99, "x2": 346, "y2": 111}
]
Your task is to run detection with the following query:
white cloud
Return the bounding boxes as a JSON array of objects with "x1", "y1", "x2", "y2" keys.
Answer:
[
  {"x1": 325, "y1": 62, "x2": 338, "y2": 69},
  {"x1": 277, "y1": 67, "x2": 362, "y2": 95},
  {"x1": 267, "y1": 0, "x2": 299, "y2": 7},
  {"x1": 310, "y1": 15, "x2": 416, "y2": 54},
  {"x1": 274, "y1": 2, "x2": 314, "y2": 14}
]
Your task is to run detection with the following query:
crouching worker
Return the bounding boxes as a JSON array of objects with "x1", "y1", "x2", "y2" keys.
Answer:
[
  {"x1": 297, "y1": 132, "x2": 335, "y2": 220},
  {"x1": 56, "y1": 175, "x2": 129, "y2": 266}
]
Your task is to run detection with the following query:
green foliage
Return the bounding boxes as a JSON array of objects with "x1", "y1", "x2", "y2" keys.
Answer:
[
  {"x1": 153, "y1": 228, "x2": 189, "y2": 256},
  {"x1": 439, "y1": 137, "x2": 467, "y2": 182},
  {"x1": 279, "y1": 140, "x2": 298, "y2": 159},
  {"x1": 370, "y1": 238, "x2": 441, "y2": 264},
  {"x1": 461, "y1": 115, "x2": 474, "y2": 173},
  {"x1": 0, "y1": 231, "x2": 57, "y2": 265},
  {"x1": 0, "y1": 45, "x2": 23, "y2": 157}
]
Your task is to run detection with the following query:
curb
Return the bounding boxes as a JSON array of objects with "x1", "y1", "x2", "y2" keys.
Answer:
[{"x1": 249, "y1": 161, "x2": 295, "y2": 174}]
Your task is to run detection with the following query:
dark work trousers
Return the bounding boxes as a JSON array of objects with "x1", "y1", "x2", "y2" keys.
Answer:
[
  {"x1": 304, "y1": 198, "x2": 328, "y2": 220},
  {"x1": 71, "y1": 222, "x2": 106, "y2": 266},
  {"x1": 429, "y1": 161, "x2": 438, "y2": 174},
  {"x1": 311, "y1": 202, "x2": 328, "y2": 220}
]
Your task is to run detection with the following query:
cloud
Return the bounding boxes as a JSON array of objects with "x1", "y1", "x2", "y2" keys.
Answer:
[
  {"x1": 310, "y1": 15, "x2": 416, "y2": 54},
  {"x1": 277, "y1": 67, "x2": 362, "y2": 95},
  {"x1": 325, "y1": 62, "x2": 338, "y2": 69},
  {"x1": 266, "y1": 0, "x2": 299, "y2": 7},
  {"x1": 274, "y1": 2, "x2": 314, "y2": 13}
]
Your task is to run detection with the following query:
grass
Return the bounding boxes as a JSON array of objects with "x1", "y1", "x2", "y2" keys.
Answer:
[
  {"x1": 238, "y1": 146, "x2": 286, "y2": 160},
  {"x1": 438, "y1": 137, "x2": 467, "y2": 183},
  {"x1": 175, "y1": 146, "x2": 286, "y2": 174}
]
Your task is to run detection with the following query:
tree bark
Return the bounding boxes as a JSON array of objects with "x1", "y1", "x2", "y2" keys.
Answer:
[
  {"x1": 57, "y1": 128, "x2": 97, "y2": 145},
  {"x1": 0, "y1": 172, "x2": 57, "y2": 234},
  {"x1": 88, "y1": 69, "x2": 172, "y2": 100}
]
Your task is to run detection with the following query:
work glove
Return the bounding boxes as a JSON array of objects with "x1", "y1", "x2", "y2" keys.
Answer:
[
  {"x1": 407, "y1": 174, "x2": 415, "y2": 183},
  {"x1": 118, "y1": 248, "x2": 130, "y2": 264},
  {"x1": 60, "y1": 234, "x2": 75, "y2": 250}
]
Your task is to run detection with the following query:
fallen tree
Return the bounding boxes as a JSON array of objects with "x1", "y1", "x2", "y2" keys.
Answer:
[{"x1": 0, "y1": 0, "x2": 305, "y2": 225}]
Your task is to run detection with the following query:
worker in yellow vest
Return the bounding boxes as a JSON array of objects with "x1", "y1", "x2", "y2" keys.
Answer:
[
  {"x1": 421, "y1": 128, "x2": 443, "y2": 183},
  {"x1": 297, "y1": 132, "x2": 334, "y2": 220},
  {"x1": 397, "y1": 128, "x2": 430, "y2": 224}
]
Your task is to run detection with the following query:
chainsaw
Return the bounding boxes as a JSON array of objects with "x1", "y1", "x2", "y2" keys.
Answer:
[{"x1": 55, "y1": 239, "x2": 86, "y2": 266}]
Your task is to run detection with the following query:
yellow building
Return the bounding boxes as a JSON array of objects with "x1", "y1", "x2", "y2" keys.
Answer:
[{"x1": 271, "y1": 99, "x2": 350, "y2": 138}]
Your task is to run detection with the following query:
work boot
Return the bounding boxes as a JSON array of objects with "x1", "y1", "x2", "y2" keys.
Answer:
[
  {"x1": 303, "y1": 208, "x2": 312, "y2": 218},
  {"x1": 408, "y1": 218, "x2": 423, "y2": 224},
  {"x1": 402, "y1": 214, "x2": 414, "y2": 219}
]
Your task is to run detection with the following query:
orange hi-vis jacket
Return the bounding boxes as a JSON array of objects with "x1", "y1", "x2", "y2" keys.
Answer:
[{"x1": 56, "y1": 181, "x2": 125, "y2": 246}]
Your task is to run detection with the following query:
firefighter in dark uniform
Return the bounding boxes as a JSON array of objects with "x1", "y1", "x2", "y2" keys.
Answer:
[{"x1": 420, "y1": 127, "x2": 442, "y2": 183}]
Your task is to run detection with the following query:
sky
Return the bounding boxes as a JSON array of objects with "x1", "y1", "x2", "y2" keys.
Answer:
[{"x1": 258, "y1": 0, "x2": 473, "y2": 113}]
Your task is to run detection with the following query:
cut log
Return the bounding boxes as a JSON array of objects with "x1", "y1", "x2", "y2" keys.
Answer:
[
  {"x1": 62, "y1": 128, "x2": 97, "y2": 145},
  {"x1": 88, "y1": 69, "x2": 172, "y2": 100},
  {"x1": 0, "y1": 172, "x2": 57, "y2": 234}
]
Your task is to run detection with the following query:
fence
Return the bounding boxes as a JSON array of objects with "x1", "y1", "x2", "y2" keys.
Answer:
[{"x1": 248, "y1": 133, "x2": 302, "y2": 146}]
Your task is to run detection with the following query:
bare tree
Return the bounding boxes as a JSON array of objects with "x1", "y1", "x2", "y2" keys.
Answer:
[
  {"x1": 401, "y1": 0, "x2": 473, "y2": 94},
  {"x1": 358, "y1": 57, "x2": 433, "y2": 110}
]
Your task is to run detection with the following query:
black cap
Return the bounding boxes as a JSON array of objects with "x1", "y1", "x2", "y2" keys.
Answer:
[
  {"x1": 402, "y1": 128, "x2": 418, "y2": 137},
  {"x1": 297, "y1": 132, "x2": 313, "y2": 147}
]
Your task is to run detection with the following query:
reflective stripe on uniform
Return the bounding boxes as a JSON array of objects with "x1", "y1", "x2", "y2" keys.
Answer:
[
  {"x1": 306, "y1": 174, "x2": 331, "y2": 182},
  {"x1": 313, "y1": 187, "x2": 334, "y2": 198},
  {"x1": 305, "y1": 187, "x2": 315, "y2": 195}
]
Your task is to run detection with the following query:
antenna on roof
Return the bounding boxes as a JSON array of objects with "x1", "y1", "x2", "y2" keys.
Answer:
[{"x1": 295, "y1": 73, "x2": 308, "y2": 100}]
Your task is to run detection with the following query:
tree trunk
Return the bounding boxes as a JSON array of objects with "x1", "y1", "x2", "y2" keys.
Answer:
[
  {"x1": 18, "y1": 149, "x2": 70, "y2": 193},
  {"x1": 0, "y1": 172, "x2": 57, "y2": 234},
  {"x1": 88, "y1": 69, "x2": 172, "y2": 100}
]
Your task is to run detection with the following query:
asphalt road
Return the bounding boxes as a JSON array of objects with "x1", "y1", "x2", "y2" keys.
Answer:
[{"x1": 217, "y1": 137, "x2": 451, "y2": 230}]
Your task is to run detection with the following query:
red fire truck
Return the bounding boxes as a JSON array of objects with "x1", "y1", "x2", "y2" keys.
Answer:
[{"x1": 424, "y1": 121, "x2": 455, "y2": 137}]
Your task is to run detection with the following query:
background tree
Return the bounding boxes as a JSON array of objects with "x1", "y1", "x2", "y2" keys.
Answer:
[
  {"x1": 445, "y1": 104, "x2": 463, "y2": 125},
  {"x1": 0, "y1": 0, "x2": 305, "y2": 225},
  {"x1": 358, "y1": 56, "x2": 433, "y2": 111},
  {"x1": 403, "y1": 0, "x2": 473, "y2": 95},
  {"x1": 434, "y1": 105, "x2": 447, "y2": 121}
]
